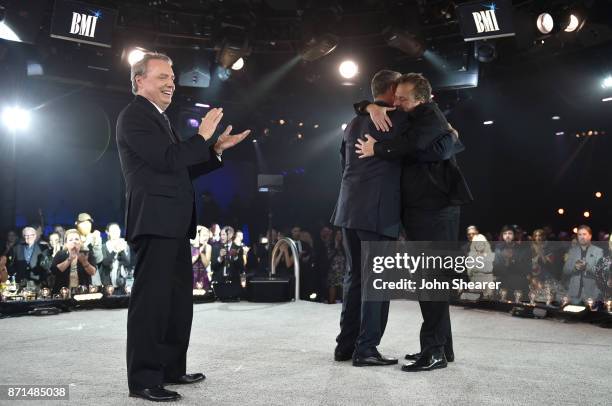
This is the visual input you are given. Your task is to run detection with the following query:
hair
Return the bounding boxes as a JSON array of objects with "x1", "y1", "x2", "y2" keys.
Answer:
[
  {"x1": 396, "y1": 72, "x2": 432, "y2": 102},
  {"x1": 222, "y1": 226, "x2": 235, "y2": 236},
  {"x1": 577, "y1": 225, "x2": 592, "y2": 235},
  {"x1": 63, "y1": 229, "x2": 81, "y2": 250},
  {"x1": 131, "y1": 52, "x2": 173, "y2": 95},
  {"x1": 466, "y1": 225, "x2": 479, "y2": 232},
  {"x1": 22, "y1": 226, "x2": 36, "y2": 236},
  {"x1": 106, "y1": 222, "x2": 120, "y2": 232},
  {"x1": 470, "y1": 234, "x2": 492, "y2": 255},
  {"x1": 532, "y1": 228, "x2": 545, "y2": 238},
  {"x1": 371, "y1": 70, "x2": 401, "y2": 98},
  {"x1": 500, "y1": 225, "x2": 515, "y2": 234}
]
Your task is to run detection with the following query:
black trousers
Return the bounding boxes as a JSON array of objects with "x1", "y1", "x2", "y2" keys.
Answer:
[
  {"x1": 402, "y1": 205, "x2": 459, "y2": 357},
  {"x1": 127, "y1": 236, "x2": 193, "y2": 391},
  {"x1": 336, "y1": 228, "x2": 392, "y2": 356}
]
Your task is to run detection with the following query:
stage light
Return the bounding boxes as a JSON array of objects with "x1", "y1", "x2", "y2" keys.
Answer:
[
  {"x1": 127, "y1": 48, "x2": 146, "y2": 66},
  {"x1": 279, "y1": 119, "x2": 285, "y2": 125},
  {"x1": 555, "y1": 132, "x2": 565, "y2": 136},
  {"x1": 572, "y1": 227, "x2": 578, "y2": 234},
  {"x1": 298, "y1": 122, "x2": 304, "y2": 127},
  {"x1": 602, "y1": 76, "x2": 612, "y2": 89},
  {"x1": 483, "y1": 120, "x2": 494, "y2": 125},
  {"x1": 557, "y1": 208, "x2": 565, "y2": 215},
  {"x1": 216, "y1": 25, "x2": 250, "y2": 69},
  {"x1": 595, "y1": 192, "x2": 602, "y2": 198},
  {"x1": 309, "y1": 293, "x2": 317, "y2": 300},
  {"x1": 252, "y1": 139, "x2": 258, "y2": 143},
  {"x1": 341, "y1": 123, "x2": 347, "y2": 131},
  {"x1": 474, "y1": 41, "x2": 496, "y2": 63},
  {"x1": 562, "y1": 304, "x2": 586, "y2": 313},
  {"x1": 583, "y1": 211, "x2": 590, "y2": 218},
  {"x1": 552, "y1": 115, "x2": 560, "y2": 120},
  {"x1": 385, "y1": 28, "x2": 426, "y2": 58},
  {"x1": 536, "y1": 13, "x2": 554, "y2": 34},
  {"x1": 188, "y1": 118, "x2": 199, "y2": 128},
  {"x1": 2, "y1": 106, "x2": 31, "y2": 131},
  {"x1": 297, "y1": 133, "x2": 303, "y2": 139},
  {"x1": 339, "y1": 60, "x2": 358, "y2": 79},
  {"x1": 602, "y1": 97, "x2": 612, "y2": 102},
  {"x1": 216, "y1": 66, "x2": 231, "y2": 81},
  {"x1": 231, "y1": 57, "x2": 245, "y2": 71},
  {"x1": 195, "y1": 103, "x2": 210, "y2": 108},
  {"x1": 263, "y1": 128, "x2": 270, "y2": 136},
  {"x1": 300, "y1": 33, "x2": 339, "y2": 62},
  {"x1": 73, "y1": 292, "x2": 103, "y2": 302},
  {"x1": 313, "y1": 124, "x2": 319, "y2": 129}
]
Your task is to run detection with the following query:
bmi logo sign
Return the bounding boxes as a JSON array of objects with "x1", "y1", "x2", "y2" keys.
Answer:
[
  {"x1": 51, "y1": 0, "x2": 117, "y2": 48},
  {"x1": 69, "y1": 10, "x2": 100, "y2": 38},
  {"x1": 472, "y1": 6, "x2": 500, "y2": 33},
  {"x1": 458, "y1": 0, "x2": 515, "y2": 42}
]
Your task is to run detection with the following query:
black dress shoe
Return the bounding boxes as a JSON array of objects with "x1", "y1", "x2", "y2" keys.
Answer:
[
  {"x1": 401, "y1": 352, "x2": 447, "y2": 372},
  {"x1": 129, "y1": 385, "x2": 181, "y2": 402},
  {"x1": 334, "y1": 351, "x2": 353, "y2": 361},
  {"x1": 404, "y1": 352, "x2": 454, "y2": 363},
  {"x1": 352, "y1": 352, "x2": 398, "y2": 367},
  {"x1": 165, "y1": 373, "x2": 206, "y2": 385}
]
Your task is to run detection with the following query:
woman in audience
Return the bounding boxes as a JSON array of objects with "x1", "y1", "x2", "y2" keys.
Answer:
[
  {"x1": 50, "y1": 229, "x2": 97, "y2": 294},
  {"x1": 528, "y1": 228, "x2": 556, "y2": 288},
  {"x1": 192, "y1": 226, "x2": 212, "y2": 290},
  {"x1": 48, "y1": 233, "x2": 63, "y2": 258},
  {"x1": 466, "y1": 234, "x2": 496, "y2": 298},
  {"x1": 2, "y1": 230, "x2": 18, "y2": 257}
]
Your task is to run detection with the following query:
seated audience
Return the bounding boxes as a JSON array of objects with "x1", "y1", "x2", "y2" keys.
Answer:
[{"x1": 326, "y1": 229, "x2": 345, "y2": 304}]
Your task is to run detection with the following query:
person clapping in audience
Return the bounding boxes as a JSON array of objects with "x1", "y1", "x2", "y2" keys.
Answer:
[
  {"x1": 100, "y1": 223, "x2": 131, "y2": 290},
  {"x1": 75, "y1": 213, "x2": 104, "y2": 285},
  {"x1": 466, "y1": 234, "x2": 496, "y2": 298},
  {"x1": 48, "y1": 232, "x2": 63, "y2": 258},
  {"x1": 562, "y1": 225, "x2": 603, "y2": 303},
  {"x1": 192, "y1": 226, "x2": 212, "y2": 290},
  {"x1": 50, "y1": 229, "x2": 97, "y2": 294}
]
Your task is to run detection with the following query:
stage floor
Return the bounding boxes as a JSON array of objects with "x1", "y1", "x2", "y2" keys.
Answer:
[{"x1": 1, "y1": 300, "x2": 610, "y2": 405}]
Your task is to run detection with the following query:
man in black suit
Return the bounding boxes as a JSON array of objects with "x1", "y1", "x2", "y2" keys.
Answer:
[
  {"x1": 117, "y1": 52, "x2": 249, "y2": 402},
  {"x1": 331, "y1": 70, "x2": 456, "y2": 367},
  {"x1": 356, "y1": 73, "x2": 472, "y2": 372}
]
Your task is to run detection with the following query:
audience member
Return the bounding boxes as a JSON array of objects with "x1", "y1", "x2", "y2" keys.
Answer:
[
  {"x1": 99, "y1": 223, "x2": 131, "y2": 290},
  {"x1": 50, "y1": 229, "x2": 97, "y2": 294},
  {"x1": 7, "y1": 226, "x2": 52, "y2": 289},
  {"x1": 563, "y1": 225, "x2": 603, "y2": 302}
]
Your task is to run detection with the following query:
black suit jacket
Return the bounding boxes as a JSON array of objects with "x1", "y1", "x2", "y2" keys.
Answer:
[
  {"x1": 330, "y1": 104, "x2": 406, "y2": 238},
  {"x1": 355, "y1": 101, "x2": 473, "y2": 208},
  {"x1": 116, "y1": 95, "x2": 222, "y2": 242}
]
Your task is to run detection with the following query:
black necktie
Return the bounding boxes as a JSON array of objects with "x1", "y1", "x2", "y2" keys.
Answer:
[{"x1": 161, "y1": 112, "x2": 180, "y2": 144}]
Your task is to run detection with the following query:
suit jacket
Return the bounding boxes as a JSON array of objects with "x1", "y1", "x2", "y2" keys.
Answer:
[
  {"x1": 562, "y1": 244, "x2": 604, "y2": 300},
  {"x1": 330, "y1": 104, "x2": 407, "y2": 238},
  {"x1": 368, "y1": 102, "x2": 473, "y2": 208},
  {"x1": 8, "y1": 243, "x2": 51, "y2": 284},
  {"x1": 116, "y1": 95, "x2": 222, "y2": 242}
]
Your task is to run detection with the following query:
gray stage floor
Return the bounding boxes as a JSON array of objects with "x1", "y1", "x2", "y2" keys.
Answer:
[{"x1": 1, "y1": 300, "x2": 610, "y2": 406}]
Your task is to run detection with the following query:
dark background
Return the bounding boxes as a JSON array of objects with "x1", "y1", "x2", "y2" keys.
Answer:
[{"x1": 0, "y1": 0, "x2": 611, "y2": 239}]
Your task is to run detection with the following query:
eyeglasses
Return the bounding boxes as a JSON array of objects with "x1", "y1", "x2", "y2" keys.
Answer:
[{"x1": 23, "y1": 234, "x2": 36, "y2": 238}]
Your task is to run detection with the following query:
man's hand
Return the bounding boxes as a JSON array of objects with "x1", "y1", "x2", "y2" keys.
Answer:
[
  {"x1": 448, "y1": 123, "x2": 459, "y2": 142},
  {"x1": 198, "y1": 108, "x2": 224, "y2": 140},
  {"x1": 355, "y1": 134, "x2": 377, "y2": 159},
  {"x1": 213, "y1": 125, "x2": 251, "y2": 154},
  {"x1": 366, "y1": 104, "x2": 395, "y2": 132}
]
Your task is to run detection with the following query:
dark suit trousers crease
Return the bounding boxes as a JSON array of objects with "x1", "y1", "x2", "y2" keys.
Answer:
[
  {"x1": 402, "y1": 205, "x2": 459, "y2": 356},
  {"x1": 336, "y1": 228, "x2": 392, "y2": 356},
  {"x1": 127, "y1": 236, "x2": 193, "y2": 391}
]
